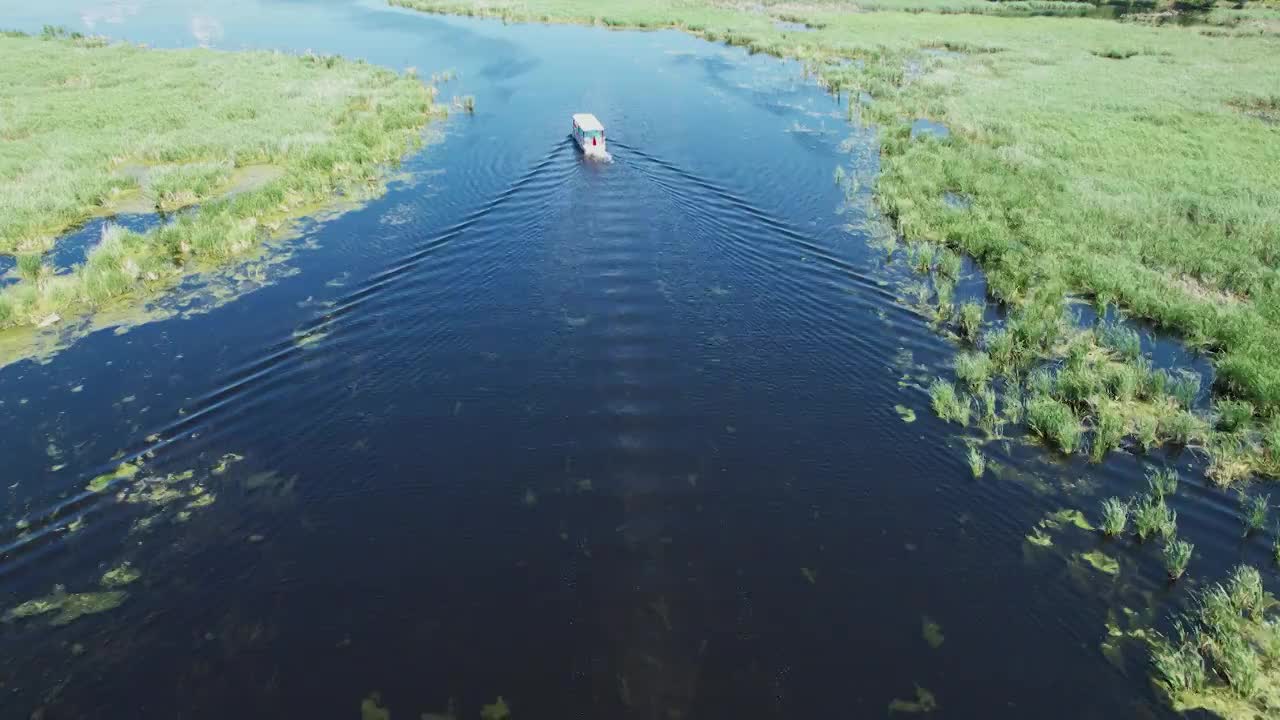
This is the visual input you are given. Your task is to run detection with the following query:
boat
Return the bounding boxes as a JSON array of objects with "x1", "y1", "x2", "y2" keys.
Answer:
[{"x1": 571, "y1": 113, "x2": 608, "y2": 158}]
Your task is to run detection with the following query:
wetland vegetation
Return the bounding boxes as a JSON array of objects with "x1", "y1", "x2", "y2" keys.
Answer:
[
  {"x1": 393, "y1": 0, "x2": 1280, "y2": 485},
  {"x1": 0, "y1": 28, "x2": 440, "y2": 338}
]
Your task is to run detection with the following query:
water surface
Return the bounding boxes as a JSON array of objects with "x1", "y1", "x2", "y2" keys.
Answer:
[{"x1": 0, "y1": 1, "x2": 1269, "y2": 718}]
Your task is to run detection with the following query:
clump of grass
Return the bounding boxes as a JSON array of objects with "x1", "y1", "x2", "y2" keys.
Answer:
[
  {"x1": 977, "y1": 385, "x2": 999, "y2": 434},
  {"x1": 954, "y1": 350, "x2": 992, "y2": 390},
  {"x1": 1151, "y1": 631, "x2": 1206, "y2": 698},
  {"x1": 15, "y1": 254, "x2": 50, "y2": 288},
  {"x1": 1099, "y1": 497, "x2": 1128, "y2": 537},
  {"x1": 1104, "y1": 362, "x2": 1141, "y2": 402},
  {"x1": 1026, "y1": 395, "x2": 1081, "y2": 453},
  {"x1": 956, "y1": 300, "x2": 984, "y2": 341},
  {"x1": 936, "y1": 248, "x2": 962, "y2": 279},
  {"x1": 908, "y1": 242, "x2": 935, "y2": 274},
  {"x1": 1273, "y1": 526, "x2": 1280, "y2": 566},
  {"x1": 1090, "y1": 401, "x2": 1125, "y2": 461},
  {"x1": 1161, "y1": 409, "x2": 1205, "y2": 446},
  {"x1": 1147, "y1": 564, "x2": 1278, "y2": 712},
  {"x1": 1133, "y1": 493, "x2": 1176, "y2": 542},
  {"x1": 1028, "y1": 367, "x2": 1056, "y2": 398},
  {"x1": 929, "y1": 378, "x2": 969, "y2": 426},
  {"x1": 967, "y1": 446, "x2": 985, "y2": 478},
  {"x1": 1164, "y1": 538, "x2": 1193, "y2": 580},
  {"x1": 1215, "y1": 399, "x2": 1254, "y2": 433},
  {"x1": 1002, "y1": 386, "x2": 1024, "y2": 425},
  {"x1": 1169, "y1": 370, "x2": 1202, "y2": 410},
  {"x1": 1134, "y1": 414, "x2": 1160, "y2": 451},
  {"x1": 1147, "y1": 467, "x2": 1179, "y2": 500},
  {"x1": 1241, "y1": 493, "x2": 1269, "y2": 536},
  {"x1": 1099, "y1": 321, "x2": 1141, "y2": 362}
]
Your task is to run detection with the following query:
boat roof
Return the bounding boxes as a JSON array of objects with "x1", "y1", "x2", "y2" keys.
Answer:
[{"x1": 572, "y1": 113, "x2": 604, "y2": 131}]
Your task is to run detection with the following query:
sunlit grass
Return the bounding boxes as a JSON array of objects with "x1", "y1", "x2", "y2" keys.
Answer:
[
  {"x1": 1099, "y1": 496, "x2": 1127, "y2": 537},
  {"x1": 967, "y1": 445, "x2": 985, "y2": 478},
  {"x1": 929, "y1": 378, "x2": 970, "y2": 425},
  {"x1": 0, "y1": 32, "x2": 438, "y2": 330},
  {"x1": 1163, "y1": 537, "x2": 1193, "y2": 580},
  {"x1": 1133, "y1": 493, "x2": 1177, "y2": 542}
]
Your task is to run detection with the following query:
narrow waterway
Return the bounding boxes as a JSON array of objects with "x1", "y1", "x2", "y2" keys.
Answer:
[{"x1": 0, "y1": 1, "x2": 1269, "y2": 717}]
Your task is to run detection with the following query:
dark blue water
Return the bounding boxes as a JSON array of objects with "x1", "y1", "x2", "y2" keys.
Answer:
[{"x1": 0, "y1": 2, "x2": 1271, "y2": 718}]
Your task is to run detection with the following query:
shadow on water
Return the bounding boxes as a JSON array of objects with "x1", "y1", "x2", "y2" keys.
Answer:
[{"x1": 0, "y1": 2, "x2": 1269, "y2": 719}]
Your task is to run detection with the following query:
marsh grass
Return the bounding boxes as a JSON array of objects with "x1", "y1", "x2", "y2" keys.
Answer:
[
  {"x1": 0, "y1": 34, "x2": 438, "y2": 331},
  {"x1": 967, "y1": 445, "x2": 985, "y2": 478},
  {"x1": 1164, "y1": 537, "x2": 1193, "y2": 580},
  {"x1": 1133, "y1": 493, "x2": 1176, "y2": 542},
  {"x1": 1216, "y1": 399, "x2": 1255, "y2": 433},
  {"x1": 929, "y1": 378, "x2": 969, "y2": 425},
  {"x1": 1148, "y1": 467, "x2": 1180, "y2": 500},
  {"x1": 954, "y1": 350, "x2": 992, "y2": 390},
  {"x1": 1099, "y1": 496, "x2": 1128, "y2": 537},
  {"x1": 956, "y1": 300, "x2": 983, "y2": 341},
  {"x1": 1241, "y1": 493, "x2": 1270, "y2": 535},
  {"x1": 1090, "y1": 401, "x2": 1124, "y2": 461},
  {"x1": 1027, "y1": 394, "x2": 1081, "y2": 453},
  {"x1": 1145, "y1": 564, "x2": 1279, "y2": 716}
]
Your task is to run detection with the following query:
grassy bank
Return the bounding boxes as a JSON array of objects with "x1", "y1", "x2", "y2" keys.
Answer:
[
  {"x1": 394, "y1": 0, "x2": 1280, "y2": 478},
  {"x1": 0, "y1": 29, "x2": 439, "y2": 332}
]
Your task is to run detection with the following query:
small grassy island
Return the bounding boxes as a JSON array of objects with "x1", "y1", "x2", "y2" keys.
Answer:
[{"x1": 0, "y1": 27, "x2": 440, "y2": 336}]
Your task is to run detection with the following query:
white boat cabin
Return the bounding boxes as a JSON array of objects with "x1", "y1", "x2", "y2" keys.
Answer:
[{"x1": 571, "y1": 113, "x2": 607, "y2": 155}]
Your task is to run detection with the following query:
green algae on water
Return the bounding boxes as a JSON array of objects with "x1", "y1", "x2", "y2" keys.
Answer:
[
  {"x1": 894, "y1": 404, "x2": 917, "y2": 423},
  {"x1": 86, "y1": 462, "x2": 140, "y2": 493},
  {"x1": 922, "y1": 616, "x2": 945, "y2": 649},
  {"x1": 888, "y1": 685, "x2": 937, "y2": 714},
  {"x1": 1077, "y1": 550, "x2": 1120, "y2": 576},
  {"x1": 361, "y1": 692, "x2": 391, "y2": 720},
  {"x1": 480, "y1": 697, "x2": 511, "y2": 720},
  {"x1": 4, "y1": 585, "x2": 127, "y2": 626},
  {"x1": 100, "y1": 562, "x2": 141, "y2": 588},
  {"x1": 800, "y1": 567, "x2": 817, "y2": 585}
]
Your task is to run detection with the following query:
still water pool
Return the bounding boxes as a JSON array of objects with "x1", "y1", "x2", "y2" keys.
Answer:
[{"x1": 0, "y1": 1, "x2": 1266, "y2": 717}]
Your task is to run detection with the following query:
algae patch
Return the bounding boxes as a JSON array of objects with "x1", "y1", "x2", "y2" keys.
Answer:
[
  {"x1": 100, "y1": 562, "x2": 141, "y2": 588},
  {"x1": 361, "y1": 692, "x2": 391, "y2": 720},
  {"x1": 1077, "y1": 549, "x2": 1120, "y2": 576},
  {"x1": 480, "y1": 697, "x2": 511, "y2": 720},
  {"x1": 4, "y1": 585, "x2": 127, "y2": 626},
  {"x1": 922, "y1": 616, "x2": 945, "y2": 649},
  {"x1": 894, "y1": 404, "x2": 917, "y2": 423},
  {"x1": 888, "y1": 685, "x2": 937, "y2": 714},
  {"x1": 85, "y1": 461, "x2": 140, "y2": 493}
]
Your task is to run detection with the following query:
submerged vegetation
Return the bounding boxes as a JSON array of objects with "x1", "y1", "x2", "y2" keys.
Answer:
[{"x1": 0, "y1": 31, "x2": 439, "y2": 338}]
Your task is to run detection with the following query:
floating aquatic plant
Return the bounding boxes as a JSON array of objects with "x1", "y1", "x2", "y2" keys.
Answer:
[{"x1": 921, "y1": 616, "x2": 944, "y2": 649}]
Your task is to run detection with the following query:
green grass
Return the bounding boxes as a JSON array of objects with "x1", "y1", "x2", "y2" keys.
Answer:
[
  {"x1": 1099, "y1": 496, "x2": 1128, "y2": 536},
  {"x1": 1241, "y1": 492, "x2": 1270, "y2": 535},
  {"x1": 1148, "y1": 467, "x2": 1180, "y2": 500},
  {"x1": 956, "y1": 299, "x2": 984, "y2": 341},
  {"x1": 1026, "y1": 394, "x2": 1081, "y2": 453},
  {"x1": 967, "y1": 445, "x2": 986, "y2": 477},
  {"x1": 0, "y1": 32, "x2": 438, "y2": 332},
  {"x1": 1164, "y1": 537, "x2": 1193, "y2": 580},
  {"x1": 954, "y1": 350, "x2": 993, "y2": 389},
  {"x1": 1133, "y1": 492, "x2": 1177, "y2": 542},
  {"x1": 929, "y1": 378, "x2": 971, "y2": 425},
  {"x1": 1149, "y1": 564, "x2": 1279, "y2": 715}
]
